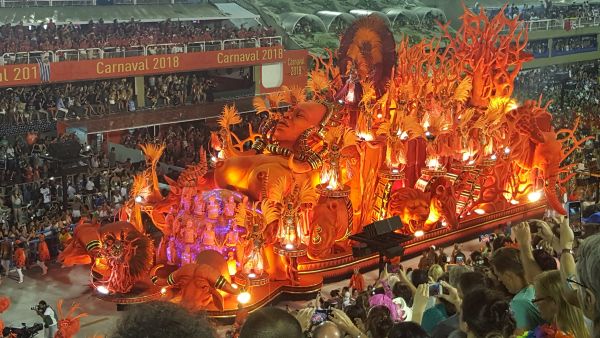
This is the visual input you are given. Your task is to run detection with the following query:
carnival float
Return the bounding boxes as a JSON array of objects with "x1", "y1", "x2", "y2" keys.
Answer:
[{"x1": 58, "y1": 5, "x2": 590, "y2": 317}]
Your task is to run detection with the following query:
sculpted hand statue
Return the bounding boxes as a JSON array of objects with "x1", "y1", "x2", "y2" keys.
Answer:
[{"x1": 151, "y1": 250, "x2": 239, "y2": 311}]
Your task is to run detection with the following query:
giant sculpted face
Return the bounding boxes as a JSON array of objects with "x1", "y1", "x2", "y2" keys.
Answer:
[
  {"x1": 214, "y1": 102, "x2": 327, "y2": 201},
  {"x1": 273, "y1": 102, "x2": 327, "y2": 148}
]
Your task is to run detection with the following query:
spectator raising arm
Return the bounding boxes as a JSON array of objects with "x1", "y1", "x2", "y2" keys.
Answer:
[{"x1": 513, "y1": 221, "x2": 543, "y2": 284}]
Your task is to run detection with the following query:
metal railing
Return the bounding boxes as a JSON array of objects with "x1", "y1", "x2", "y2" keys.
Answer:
[
  {"x1": 0, "y1": 51, "x2": 54, "y2": 65},
  {"x1": 523, "y1": 16, "x2": 600, "y2": 32},
  {"x1": 0, "y1": 36, "x2": 282, "y2": 65}
]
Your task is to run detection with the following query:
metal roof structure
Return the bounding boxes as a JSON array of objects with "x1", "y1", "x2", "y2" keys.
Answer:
[
  {"x1": 316, "y1": 10, "x2": 356, "y2": 32},
  {"x1": 348, "y1": 9, "x2": 391, "y2": 26},
  {"x1": 279, "y1": 12, "x2": 327, "y2": 33},
  {"x1": 0, "y1": 3, "x2": 258, "y2": 25}
]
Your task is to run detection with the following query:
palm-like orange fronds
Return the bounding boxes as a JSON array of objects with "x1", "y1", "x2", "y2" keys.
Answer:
[
  {"x1": 398, "y1": 114, "x2": 424, "y2": 140},
  {"x1": 252, "y1": 96, "x2": 269, "y2": 114},
  {"x1": 307, "y1": 70, "x2": 331, "y2": 95},
  {"x1": 360, "y1": 81, "x2": 376, "y2": 106},
  {"x1": 139, "y1": 143, "x2": 165, "y2": 167},
  {"x1": 268, "y1": 176, "x2": 288, "y2": 204},
  {"x1": 453, "y1": 76, "x2": 473, "y2": 104},
  {"x1": 289, "y1": 86, "x2": 307, "y2": 104},
  {"x1": 218, "y1": 104, "x2": 242, "y2": 129},
  {"x1": 260, "y1": 199, "x2": 280, "y2": 226},
  {"x1": 297, "y1": 179, "x2": 318, "y2": 206},
  {"x1": 130, "y1": 172, "x2": 152, "y2": 200}
]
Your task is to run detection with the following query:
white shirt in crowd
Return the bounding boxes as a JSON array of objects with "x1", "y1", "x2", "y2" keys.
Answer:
[
  {"x1": 67, "y1": 185, "x2": 76, "y2": 199},
  {"x1": 44, "y1": 306, "x2": 57, "y2": 326},
  {"x1": 120, "y1": 186, "x2": 128, "y2": 198},
  {"x1": 86, "y1": 180, "x2": 95, "y2": 191},
  {"x1": 40, "y1": 187, "x2": 51, "y2": 204}
]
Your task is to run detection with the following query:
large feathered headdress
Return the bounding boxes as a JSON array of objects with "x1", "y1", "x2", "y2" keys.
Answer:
[{"x1": 337, "y1": 15, "x2": 397, "y2": 95}]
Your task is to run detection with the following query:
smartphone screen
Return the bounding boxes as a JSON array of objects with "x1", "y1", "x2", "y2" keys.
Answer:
[
  {"x1": 568, "y1": 201, "x2": 583, "y2": 234},
  {"x1": 429, "y1": 282, "x2": 442, "y2": 296}
]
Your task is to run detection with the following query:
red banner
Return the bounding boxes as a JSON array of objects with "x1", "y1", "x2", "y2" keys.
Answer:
[{"x1": 0, "y1": 46, "x2": 290, "y2": 87}]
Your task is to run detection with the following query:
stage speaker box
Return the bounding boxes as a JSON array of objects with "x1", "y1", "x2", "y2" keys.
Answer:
[
  {"x1": 48, "y1": 141, "x2": 81, "y2": 161},
  {"x1": 364, "y1": 216, "x2": 402, "y2": 239},
  {"x1": 383, "y1": 246, "x2": 405, "y2": 259},
  {"x1": 352, "y1": 245, "x2": 373, "y2": 258}
]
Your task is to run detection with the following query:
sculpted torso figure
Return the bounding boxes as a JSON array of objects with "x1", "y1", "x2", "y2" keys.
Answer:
[
  {"x1": 193, "y1": 196, "x2": 205, "y2": 216},
  {"x1": 224, "y1": 226, "x2": 240, "y2": 248},
  {"x1": 214, "y1": 102, "x2": 328, "y2": 200},
  {"x1": 207, "y1": 196, "x2": 220, "y2": 219},
  {"x1": 183, "y1": 220, "x2": 197, "y2": 244},
  {"x1": 223, "y1": 196, "x2": 236, "y2": 218},
  {"x1": 201, "y1": 223, "x2": 217, "y2": 247}
]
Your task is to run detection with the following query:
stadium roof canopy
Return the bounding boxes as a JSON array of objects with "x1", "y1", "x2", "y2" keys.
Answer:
[
  {"x1": 316, "y1": 11, "x2": 356, "y2": 32},
  {"x1": 410, "y1": 7, "x2": 447, "y2": 23},
  {"x1": 384, "y1": 8, "x2": 419, "y2": 25},
  {"x1": 0, "y1": 3, "x2": 259, "y2": 25},
  {"x1": 348, "y1": 9, "x2": 391, "y2": 26},
  {"x1": 279, "y1": 12, "x2": 327, "y2": 33}
]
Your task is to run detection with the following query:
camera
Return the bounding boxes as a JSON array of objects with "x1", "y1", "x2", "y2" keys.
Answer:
[
  {"x1": 3, "y1": 323, "x2": 44, "y2": 338},
  {"x1": 30, "y1": 305, "x2": 41, "y2": 312}
]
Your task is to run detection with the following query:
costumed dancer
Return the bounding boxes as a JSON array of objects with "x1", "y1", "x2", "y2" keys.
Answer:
[
  {"x1": 37, "y1": 234, "x2": 50, "y2": 275},
  {"x1": 13, "y1": 240, "x2": 26, "y2": 283},
  {"x1": 349, "y1": 268, "x2": 365, "y2": 292},
  {"x1": 0, "y1": 296, "x2": 10, "y2": 334}
]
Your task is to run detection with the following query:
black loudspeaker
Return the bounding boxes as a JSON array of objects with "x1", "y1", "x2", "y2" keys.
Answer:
[
  {"x1": 352, "y1": 245, "x2": 373, "y2": 258},
  {"x1": 48, "y1": 141, "x2": 81, "y2": 161},
  {"x1": 364, "y1": 216, "x2": 402, "y2": 239},
  {"x1": 383, "y1": 246, "x2": 405, "y2": 259}
]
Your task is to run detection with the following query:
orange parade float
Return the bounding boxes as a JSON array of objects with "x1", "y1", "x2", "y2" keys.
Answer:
[{"x1": 59, "y1": 5, "x2": 591, "y2": 318}]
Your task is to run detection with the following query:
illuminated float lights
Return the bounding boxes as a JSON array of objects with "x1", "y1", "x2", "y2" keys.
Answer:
[{"x1": 234, "y1": 271, "x2": 270, "y2": 287}]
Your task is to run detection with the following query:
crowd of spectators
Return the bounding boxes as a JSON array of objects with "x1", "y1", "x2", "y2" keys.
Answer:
[
  {"x1": 121, "y1": 121, "x2": 213, "y2": 168},
  {"x1": 526, "y1": 39, "x2": 550, "y2": 57},
  {"x1": 487, "y1": 1, "x2": 600, "y2": 21},
  {"x1": 90, "y1": 211, "x2": 600, "y2": 338},
  {"x1": 0, "y1": 135, "x2": 139, "y2": 283},
  {"x1": 0, "y1": 69, "x2": 254, "y2": 128},
  {"x1": 145, "y1": 73, "x2": 219, "y2": 108},
  {"x1": 0, "y1": 78, "x2": 135, "y2": 124},
  {"x1": 121, "y1": 110, "x2": 264, "y2": 168},
  {"x1": 552, "y1": 35, "x2": 598, "y2": 55},
  {"x1": 0, "y1": 18, "x2": 277, "y2": 58},
  {"x1": 514, "y1": 60, "x2": 600, "y2": 132}
]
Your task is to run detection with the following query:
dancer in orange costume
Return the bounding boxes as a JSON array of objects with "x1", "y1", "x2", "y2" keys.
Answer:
[
  {"x1": 0, "y1": 296, "x2": 10, "y2": 333},
  {"x1": 37, "y1": 234, "x2": 50, "y2": 275},
  {"x1": 14, "y1": 240, "x2": 26, "y2": 283},
  {"x1": 349, "y1": 268, "x2": 365, "y2": 292},
  {"x1": 55, "y1": 300, "x2": 87, "y2": 338}
]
